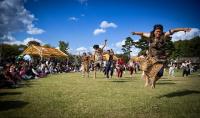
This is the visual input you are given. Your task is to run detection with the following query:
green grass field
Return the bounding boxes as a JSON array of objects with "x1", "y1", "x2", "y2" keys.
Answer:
[{"x1": 0, "y1": 70, "x2": 200, "y2": 118}]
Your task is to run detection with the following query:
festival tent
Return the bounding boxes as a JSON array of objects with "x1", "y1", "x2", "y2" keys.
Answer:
[{"x1": 22, "y1": 45, "x2": 68, "y2": 59}]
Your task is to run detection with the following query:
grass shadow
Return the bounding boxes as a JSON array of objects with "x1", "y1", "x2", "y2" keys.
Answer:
[
  {"x1": 1, "y1": 80, "x2": 38, "y2": 89},
  {"x1": 110, "y1": 80, "x2": 131, "y2": 83},
  {"x1": 18, "y1": 80, "x2": 39, "y2": 88},
  {"x1": 0, "y1": 101, "x2": 29, "y2": 111},
  {"x1": 124, "y1": 77, "x2": 132, "y2": 79},
  {"x1": 160, "y1": 79, "x2": 173, "y2": 81},
  {"x1": 160, "y1": 78, "x2": 169, "y2": 79},
  {"x1": 158, "y1": 89, "x2": 200, "y2": 98},
  {"x1": 0, "y1": 92, "x2": 22, "y2": 97},
  {"x1": 157, "y1": 82, "x2": 176, "y2": 85}
]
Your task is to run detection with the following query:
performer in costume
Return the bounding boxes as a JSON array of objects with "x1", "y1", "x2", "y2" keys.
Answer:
[
  {"x1": 132, "y1": 24, "x2": 191, "y2": 88},
  {"x1": 128, "y1": 60, "x2": 136, "y2": 79},
  {"x1": 93, "y1": 40, "x2": 107, "y2": 79},
  {"x1": 105, "y1": 49, "x2": 115, "y2": 79},
  {"x1": 116, "y1": 58, "x2": 125, "y2": 78},
  {"x1": 81, "y1": 52, "x2": 90, "y2": 78}
]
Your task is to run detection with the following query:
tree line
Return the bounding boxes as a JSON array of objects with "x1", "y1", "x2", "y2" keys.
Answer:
[
  {"x1": 122, "y1": 36, "x2": 200, "y2": 61},
  {"x1": 0, "y1": 36, "x2": 199, "y2": 65}
]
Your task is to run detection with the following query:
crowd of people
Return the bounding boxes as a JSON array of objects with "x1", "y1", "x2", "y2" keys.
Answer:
[
  {"x1": 80, "y1": 40, "x2": 139, "y2": 79},
  {"x1": 0, "y1": 58, "x2": 77, "y2": 88},
  {"x1": 167, "y1": 59, "x2": 199, "y2": 77},
  {"x1": 80, "y1": 53, "x2": 139, "y2": 79},
  {"x1": 1, "y1": 24, "x2": 198, "y2": 89},
  {"x1": 0, "y1": 53, "x2": 198, "y2": 89},
  {"x1": 79, "y1": 24, "x2": 196, "y2": 88}
]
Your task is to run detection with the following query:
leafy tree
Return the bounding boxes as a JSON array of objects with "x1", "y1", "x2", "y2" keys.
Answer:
[
  {"x1": 122, "y1": 37, "x2": 133, "y2": 59},
  {"x1": 27, "y1": 41, "x2": 41, "y2": 46},
  {"x1": 59, "y1": 41, "x2": 69, "y2": 54},
  {"x1": 132, "y1": 36, "x2": 149, "y2": 56},
  {"x1": 190, "y1": 36, "x2": 200, "y2": 57},
  {"x1": 66, "y1": 54, "x2": 81, "y2": 67},
  {"x1": 115, "y1": 54, "x2": 129, "y2": 63},
  {"x1": 43, "y1": 44, "x2": 53, "y2": 48},
  {"x1": 0, "y1": 44, "x2": 27, "y2": 65},
  {"x1": 164, "y1": 37, "x2": 175, "y2": 58},
  {"x1": 172, "y1": 36, "x2": 200, "y2": 58}
]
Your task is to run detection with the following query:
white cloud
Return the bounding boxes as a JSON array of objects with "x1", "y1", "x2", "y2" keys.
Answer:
[
  {"x1": 74, "y1": 46, "x2": 89, "y2": 55},
  {"x1": 68, "y1": 48, "x2": 74, "y2": 53},
  {"x1": 100, "y1": 21, "x2": 117, "y2": 29},
  {"x1": 3, "y1": 40, "x2": 23, "y2": 45},
  {"x1": 68, "y1": 16, "x2": 79, "y2": 21},
  {"x1": 93, "y1": 28, "x2": 106, "y2": 35},
  {"x1": 1, "y1": 33, "x2": 16, "y2": 41},
  {"x1": 76, "y1": 46, "x2": 88, "y2": 52},
  {"x1": 115, "y1": 40, "x2": 125, "y2": 48},
  {"x1": 0, "y1": 0, "x2": 44, "y2": 41},
  {"x1": 130, "y1": 47, "x2": 141, "y2": 56},
  {"x1": 114, "y1": 39, "x2": 140, "y2": 56},
  {"x1": 27, "y1": 24, "x2": 45, "y2": 35},
  {"x1": 2, "y1": 33, "x2": 22, "y2": 45},
  {"x1": 116, "y1": 50, "x2": 123, "y2": 54},
  {"x1": 3, "y1": 37, "x2": 43, "y2": 46},
  {"x1": 93, "y1": 20, "x2": 117, "y2": 36},
  {"x1": 171, "y1": 28, "x2": 200, "y2": 41},
  {"x1": 89, "y1": 47, "x2": 94, "y2": 52},
  {"x1": 23, "y1": 37, "x2": 43, "y2": 45}
]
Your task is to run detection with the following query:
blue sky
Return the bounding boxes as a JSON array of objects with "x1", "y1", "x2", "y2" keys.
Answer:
[{"x1": 1, "y1": 0, "x2": 200, "y2": 55}]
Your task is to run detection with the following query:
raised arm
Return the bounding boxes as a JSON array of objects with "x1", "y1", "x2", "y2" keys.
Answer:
[
  {"x1": 132, "y1": 32, "x2": 143, "y2": 36},
  {"x1": 132, "y1": 32, "x2": 150, "y2": 38},
  {"x1": 110, "y1": 49, "x2": 114, "y2": 55},
  {"x1": 101, "y1": 39, "x2": 107, "y2": 49},
  {"x1": 165, "y1": 28, "x2": 191, "y2": 37},
  {"x1": 93, "y1": 52, "x2": 96, "y2": 61}
]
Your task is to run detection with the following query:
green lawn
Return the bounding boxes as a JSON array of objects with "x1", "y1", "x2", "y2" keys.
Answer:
[{"x1": 0, "y1": 70, "x2": 200, "y2": 118}]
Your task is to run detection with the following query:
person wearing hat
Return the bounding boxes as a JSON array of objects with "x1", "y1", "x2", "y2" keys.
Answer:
[{"x1": 132, "y1": 24, "x2": 191, "y2": 88}]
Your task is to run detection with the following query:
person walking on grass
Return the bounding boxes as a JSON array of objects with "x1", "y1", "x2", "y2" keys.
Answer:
[
  {"x1": 169, "y1": 63, "x2": 175, "y2": 77},
  {"x1": 181, "y1": 61, "x2": 189, "y2": 77}
]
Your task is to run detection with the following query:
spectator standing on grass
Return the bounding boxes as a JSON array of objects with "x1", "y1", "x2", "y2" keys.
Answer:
[
  {"x1": 169, "y1": 63, "x2": 175, "y2": 77},
  {"x1": 181, "y1": 61, "x2": 189, "y2": 77}
]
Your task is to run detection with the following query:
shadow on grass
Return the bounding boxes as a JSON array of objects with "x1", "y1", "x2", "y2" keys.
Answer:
[
  {"x1": 1, "y1": 80, "x2": 38, "y2": 89},
  {"x1": 160, "y1": 79, "x2": 172, "y2": 81},
  {"x1": 0, "y1": 101, "x2": 29, "y2": 111},
  {"x1": 18, "y1": 80, "x2": 39, "y2": 88},
  {"x1": 0, "y1": 92, "x2": 22, "y2": 97},
  {"x1": 124, "y1": 77, "x2": 133, "y2": 79},
  {"x1": 157, "y1": 82, "x2": 176, "y2": 85},
  {"x1": 160, "y1": 78, "x2": 169, "y2": 79},
  {"x1": 158, "y1": 89, "x2": 200, "y2": 98},
  {"x1": 110, "y1": 80, "x2": 131, "y2": 83}
]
